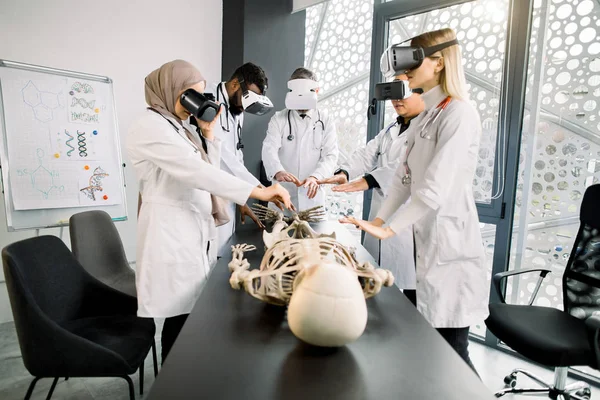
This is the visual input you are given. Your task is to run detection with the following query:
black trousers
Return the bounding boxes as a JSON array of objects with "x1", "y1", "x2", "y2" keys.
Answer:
[
  {"x1": 161, "y1": 314, "x2": 189, "y2": 364},
  {"x1": 437, "y1": 327, "x2": 479, "y2": 377},
  {"x1": 403, "y1": 289, "x2": 417, "y2": 306}
]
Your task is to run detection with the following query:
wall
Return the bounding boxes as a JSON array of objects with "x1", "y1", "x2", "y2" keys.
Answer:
[
  {"x1": 222, "y1": 0, "x2": 305, "y2": 229},
  {"x1": 0, "y1": 0, "x2": 223, "y2": 323},
  {"x1": 293, "y1": 0, "x2": 329, "y2": 12}
]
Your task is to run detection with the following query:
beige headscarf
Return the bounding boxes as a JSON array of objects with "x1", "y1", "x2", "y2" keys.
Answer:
[{"x1": 144, "y1": 60, "x2": 230, "y2": 227}]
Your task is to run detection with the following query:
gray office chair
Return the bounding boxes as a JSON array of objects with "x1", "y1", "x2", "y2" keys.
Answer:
[
  {"x1": 69, "y1": 210, "x2": 158, "y2": 381},
  {"x1": 69, "y1": 210, "x2": 136, "y2": 297}
]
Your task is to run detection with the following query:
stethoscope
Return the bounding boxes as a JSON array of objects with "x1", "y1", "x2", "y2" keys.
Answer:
[
  {"x1": 376, "y1": 121, "x2": 400, "y2": 157},
  {"x1": 418, "y1": 96, "x2": 451, "y2": 140},
  {"x1": 217, "y1": 83, "x2": 244, "y2": 150},
  {"x1": 147, "y1": 107, "x2": 200, "y2": 154},
  {"x1": 286, "y1": 110, "x2": 325, "y2": 148},
  {"x1": 402, "y1": 96, "x2": 452, "y2": 186}
]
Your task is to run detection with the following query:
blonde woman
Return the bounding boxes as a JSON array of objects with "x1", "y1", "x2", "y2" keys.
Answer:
[{"x1": 340, "y1": 28, "x2": 487, "y2": 374}]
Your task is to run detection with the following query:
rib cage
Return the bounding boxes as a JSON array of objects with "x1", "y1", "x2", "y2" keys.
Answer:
[{"x1": 228, "y1": 207, "x2": 394, "y2": 306}]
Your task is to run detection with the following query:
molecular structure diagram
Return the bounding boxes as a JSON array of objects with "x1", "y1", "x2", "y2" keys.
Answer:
[
  {"x1": 16, "y1": 149, "x2": 64, "y2": 199},
  {"x1": 80, "y1": 166, "x2": 108, "y2": 201},
  {"x1": 21, "y1": 81, "x2": 63, "y2": 123}
]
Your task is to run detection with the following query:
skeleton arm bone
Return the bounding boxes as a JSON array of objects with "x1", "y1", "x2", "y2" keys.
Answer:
[{"x1": 229, "y1": 244, "x2": 256, "y2": 289}]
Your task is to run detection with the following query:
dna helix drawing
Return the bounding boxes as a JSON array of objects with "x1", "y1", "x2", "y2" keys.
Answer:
[
  {"x1": 71, "y1": 82, "x2": 94, "y2": 94},
  {"x1": 70, "y1": 112, "x2": 99, "y2": 123},
  {"x1": 77, "y1": 131, "x2": 88, "y2": 157},
  {"x1": 80, "y1": 167, "x2": 109, "y2": 201},
  {"x1": 64, "y1": 130, "x2": 75, "y2": 157},
  {"x1": 71, "y1": 97, "x2": 96, "y2": 109}
]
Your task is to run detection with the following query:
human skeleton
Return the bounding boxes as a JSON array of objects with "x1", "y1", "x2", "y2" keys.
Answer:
[{"x1": 228, "y1": 205, "x2": 395, "y2": 306}]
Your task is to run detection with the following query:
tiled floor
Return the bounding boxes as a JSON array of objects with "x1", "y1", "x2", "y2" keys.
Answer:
[{"x1": 0, "y1": 320, "x2": 597, "y2": 399}]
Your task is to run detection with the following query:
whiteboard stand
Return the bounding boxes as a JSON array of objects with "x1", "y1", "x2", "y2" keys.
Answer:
[{"x1": 0, "y1": 59, "x2": 128, "y2": 232}]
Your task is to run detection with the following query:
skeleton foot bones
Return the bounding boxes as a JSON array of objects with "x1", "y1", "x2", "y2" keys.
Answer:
[{"x1": 228, "y1": 206, "x2": 395, "y2": 347}]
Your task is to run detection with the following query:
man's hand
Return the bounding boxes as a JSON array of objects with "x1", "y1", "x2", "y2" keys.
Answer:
[
  {"x1": 331, "y1": 177, "x2": 369, "y2": 193},
  {"x1": 238, "y1": 204, "x2": 265, "y2": 229},
  {"x1": 274, "y1": 171, "x2": 302, "y2": 186},
  {"x1": 338, "y1": 216, "x2": 395, "y2": 240},
  {"x1": 195, "y1": 105, "x2": 223, "y2": 140},
  {"x1": 303, "y1": 176, "x2": 320, "y2": 199},
  {"x1": 317, "y1": 172, "x2": 348, "y2": 186}
]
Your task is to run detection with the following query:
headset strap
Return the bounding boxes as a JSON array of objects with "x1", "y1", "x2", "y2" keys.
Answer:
[{"x1": 422, "y1": 39, "x2": 459, "y2": 57}]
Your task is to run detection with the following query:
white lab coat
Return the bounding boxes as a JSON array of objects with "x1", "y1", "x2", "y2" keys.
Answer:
[
  {"x1": 377, "y1": 85, "x2": 489, "y2": 328},
  {"x1": 208, "y1": 82, "x2": 261, "y2": 256},
  {"x1": 339, "y1": 122, "x2": 415, "y2": 290},
  {"x1": 262, "y1": 108, "x2": 338, "y2": 211},
  {"x1": 126, "y1": 109, "x2": 254, "y2": 318}
]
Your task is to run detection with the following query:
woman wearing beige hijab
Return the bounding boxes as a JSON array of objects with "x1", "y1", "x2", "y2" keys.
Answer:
[{"x1": 126, "y1": 60, "x2": 293, "y2": 363}]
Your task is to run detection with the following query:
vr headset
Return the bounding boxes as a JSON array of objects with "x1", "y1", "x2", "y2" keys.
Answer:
[
  {"x1": 374, "y1": 79, "x2": 415, "y2": 101},
  {"x1": 180, "y1": 89, "x2": 221, "y2": 122},
  {"x1": 239, "y1": 76, "x2": 273, "y2": 115},
  {"x1": 380, "y1": 38, "x2": 459, "y2": 78},
  {"x1": 285, "y1": 78, "x2": 319, "y2": 110}
]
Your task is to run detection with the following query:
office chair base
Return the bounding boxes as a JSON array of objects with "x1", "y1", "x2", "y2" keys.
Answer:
[{"x1": 495, "y1": 368, "x2": 592, "y2": 400}]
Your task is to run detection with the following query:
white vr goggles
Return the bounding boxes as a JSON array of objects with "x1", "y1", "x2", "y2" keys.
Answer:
[
  {"x1": 239, "y1": 76, "x2": 274, "y2": 115},
  {"x1": 285, "y1": 79, "x2": 319, "y2": 110}
]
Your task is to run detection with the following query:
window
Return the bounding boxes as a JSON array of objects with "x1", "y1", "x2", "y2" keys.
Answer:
[{"x1": 304, "y1": 0, "x2": 375, "y2": 220}]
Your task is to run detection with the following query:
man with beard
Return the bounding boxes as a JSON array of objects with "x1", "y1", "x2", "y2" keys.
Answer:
[{"x1": 207, "y1": 63, "x2": 270, "y2": 257}]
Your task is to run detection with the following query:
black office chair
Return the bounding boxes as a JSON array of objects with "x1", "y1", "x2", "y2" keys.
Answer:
[
  {"x1": 2, "y1": 235, "x2": 157, "y2": 400},
  {"x1": 485, "y1": 183, "x2": 600, "y2": 399},
  {"x1": 69, "y1": 210, "x2": 136, "y2": 297}
]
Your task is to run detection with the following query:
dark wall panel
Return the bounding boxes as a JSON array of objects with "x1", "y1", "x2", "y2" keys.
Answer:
[{"x1": 222, "y1": 0, "x2": 306, "y2": 182}]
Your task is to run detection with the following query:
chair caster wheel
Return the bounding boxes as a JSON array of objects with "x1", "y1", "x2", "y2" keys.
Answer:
[
  {"x1": 503, "y1": 373, "x2": 517, "y2": 388},
  {"x1": 575, "y1": 387, "x2": 591, "y2": 400}
]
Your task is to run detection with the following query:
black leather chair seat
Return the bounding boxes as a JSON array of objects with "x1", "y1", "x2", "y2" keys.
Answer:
[
  {"x1": 487, "y1": 303, "x2": 595, "y2": 367},
  {"x1": 63, "y1": 315, "x2": 155, "y2": 374}
]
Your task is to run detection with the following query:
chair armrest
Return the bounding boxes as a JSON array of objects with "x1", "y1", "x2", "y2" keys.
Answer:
[
  {"x1": 585, "y1": 317, "x2": 600, "y2": 370},
  {"x1": 493, "y1": 268, "x2": 551, "y2": 304},
  {"x1": 81, "y1": 279, "x2": 138, "y2": 318}
]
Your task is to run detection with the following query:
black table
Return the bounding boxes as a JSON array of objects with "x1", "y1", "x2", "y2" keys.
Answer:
[{"x1": 147, "y1": 222, "x2": 495, "y2": 400}]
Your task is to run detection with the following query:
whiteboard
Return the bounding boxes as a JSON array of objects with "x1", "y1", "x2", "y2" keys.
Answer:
[{"x1": 0, "y1": 60, "x2": 127, "y2": 231}]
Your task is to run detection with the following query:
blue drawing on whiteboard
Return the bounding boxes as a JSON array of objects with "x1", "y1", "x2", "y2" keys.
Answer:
[
  {"x1": 64, "y1": 130, "x2": 75, "y2": 157},
  {"x1": 16, "y1": 149, "x2": 65, "y2": 199},
  {"x1": 21, "y1": 81, "x2": 63, "y2": 123}
]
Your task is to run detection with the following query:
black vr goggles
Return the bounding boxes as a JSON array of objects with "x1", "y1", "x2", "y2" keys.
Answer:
[
  {"x1": 380, "y1": 38, "x2": 459, "y2": 78},
  {"x1": 367, "y1": 79, "x2": 423, "y2": 119},
  {"x1": 180, "y1": 89, "x2": 222, "y2": 122},
  {"x1": 373, "y1": 79, "x2": 424, "y2": 101}
]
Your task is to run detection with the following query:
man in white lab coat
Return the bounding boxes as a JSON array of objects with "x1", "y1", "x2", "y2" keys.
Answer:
[
  {"x1": 319, "y1": 75, "x2": 424, "y2": 304},
  {"x1": 262, "y1": 67, "x2": 338, "y2": 212},
  {"x1": 207, "y1": 63, "x2": 270, "y2": 256}
]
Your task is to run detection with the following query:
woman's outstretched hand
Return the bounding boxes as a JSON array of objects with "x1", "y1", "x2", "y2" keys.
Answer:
[
  {"x1": 338, "y1": 216, "x2": 394, "y2": 240},
  {"x1": 252, "y1": 183, "x2": 296, "y2": 212}
]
